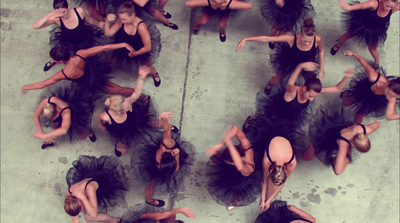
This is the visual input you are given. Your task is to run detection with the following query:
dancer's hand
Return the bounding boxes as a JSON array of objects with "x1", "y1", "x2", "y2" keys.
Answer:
[
  {"x1": 21, "y1": 86, "x2": 28, "y2": 94},
  {"x1": 275, "y1": 0, "x2": 285, "y2": 7},
  {"x1": 171, "y1": 148, "x2": 180, "y2": 156},
  {"x1": 48, "y1": 10, "x2": 66, "y2": 21},
  {"x1": 343, "y1": 50, "x2": 354, "y2": 57},
  {"x1": 160, "y1": 112, "x2": 174, "y2": 122},
  {"x1": 106, "y1": 14, "x2": 116, "y2": 23},
  {"x1": 259, "y1": 200, "x2": 266, "y2": 211},
  {"x1": 123, "y1": 43, "x2": 134, "y2": 54},
  {"x1": 236, "y1": 38, "x2": 247, "y2": 52},
  {"x1": 337, "y1": 0, "x2": 350, "y2": 11},
  {"x1": 98, "y1": 21, "x2": 105, "y2": 29},
  {"x1": 138, "y1": 65, "x2": 151, "y2": 79},
  {"x1": 300, "y1": 62, "x2": 318, "y2": 71},
  {"x1": 344, "y1": 68, "x2": 354, "y2": 78},
  {"x1": 128, "y1": 51, "x2": 137, "y2": 57},
  {"x1": 205, "y1": 143, "x2": 224, "y2": 155},
  {"x1": 179, "y1": 207, "x2": 197, "y2": 218}
]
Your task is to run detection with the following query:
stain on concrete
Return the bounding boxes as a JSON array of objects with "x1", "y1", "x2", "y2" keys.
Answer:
[
  {"x1": 1, "y1": 22, "x2": 11, "y2": 31},
  {"x1": 54, "y1": 183, "x2": 62, "y2": 196},
  {"x1": 306, "y1": 192, "x2": 321, "y2": 204},
  {"x1": 58, "y1": 157, "x2": 68, "y2": 164},
  {"x1": 300, "y1": 201, "x2": 310, "y2": 207},
  {"x1": 292, "y1": 192, "x2": 300, "y2": 199},
  {"x1": 195, "y1": 182, "x2": 201, "y2": 187},
  {"x1": 311, "y1": 188, "x2": 317, "y2": 193},
  {"x1": 174, "y1": 193, "x2": 188, "y2": 202},
  {"x1": 1, "y1": 8, "x2": 11, "y2": 18},
  {"x1": 341, "y1": 191, "x2": 347, "y2": 195},
  {"x1": 347, "y1": 183, "x2": 355, "y2": 188},
  {"x1": 337, "y1": 186, "x2": 342, "y2": 190},
  {"x1": 50, "y1": 161, "x2": 54, "y2": 164},
  {"x1": 324, "y1": 187, "x2": 337, "y2": 197},
  {"x1": 315, "y1": 186, "x2": 319, "y2": 188}
]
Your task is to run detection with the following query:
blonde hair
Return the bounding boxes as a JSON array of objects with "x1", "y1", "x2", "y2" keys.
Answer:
[
  {"x1": 43, "y1": 102, "x2": 56, "y2": 120},
  {"x1": 105, "y1": 95, "x2": 124, "y2": 112},
  {"x1": 271, "y1": 165, "x2": 287, "y2": 186},
  {"x1": 353, "y1": 134, "x2": 371, "y2": 153},
  {"x1": 64, "y1": 195, "x2": 81, "y2": 216}
]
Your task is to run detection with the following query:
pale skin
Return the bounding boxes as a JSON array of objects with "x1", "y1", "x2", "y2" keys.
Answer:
[
  {"x1": 145, "y1": 112, "x2": 179, "y2": 206},
  {"x1": 97, "y1": 66, "x2": 151, "y2": 154},
  {"x1": 333, "y1": 0, "x2": 399, "y2": 65},
  {"x1": 130, "y1": 0, "x2": 174, "y2": 25},
  {"x1": 185, "y1": 0, "x2": 253, "y2": 36},
  {"x1": 67, "y1": 178, "x2": 120, "y2": 223},
  {"x1": 236, "y1": 33, "x2": 325, "y2": 82},
  {"x1": 341, "y1": 50, "x2": 399, "y2": 122},
  {"x1": 303, "y1": 122, "x2": 380, "y2": 175},
  {"x1": 139, "y1": 207, "x2": 196, "y2": 223},
  {"x1": 287, "y1": 205, "x2": 316, "y2": 223},
  {"x1": 104, "y1": 13, "x2": 159, "y2": 81},
  {"x1": 21, "y1": 43, "x2": 136, "y2": 96},
  {"x1": 259, "y1": 137, "x2": 297, "y2": 211}
]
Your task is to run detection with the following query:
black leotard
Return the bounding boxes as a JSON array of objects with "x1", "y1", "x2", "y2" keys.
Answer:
[
  {"x1": 207, "y1": 0, "x2": 233, "y2": 11},
  {"x1": 278, "y1": 91, "x2": 310, "y2": 118},
  {"x1": 48, "y1": 96, "x2": 70, "y2": 127},
  {"x1": 104, "y1": 109, "x2": 139, "y2": 141},
  {"x1": 290, "y1": 34, "x2": 318, "y2": 65},
  {"x1": 115, "y1": 22, "x2": 145, "y2": 52},
  {"x1": 60, "y1": 8, "x2": 88, "y2": 44},
  {"x1": 363, "y1": 0, "x2": 392, "y2": 29}
]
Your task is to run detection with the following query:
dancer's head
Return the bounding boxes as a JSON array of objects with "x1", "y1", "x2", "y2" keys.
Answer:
[
  {"x1": 271, "y1": 164, "x2": 286, "y2": 186},
  {"x1": 105, "y1": 95, "x2": 125, "y2": 112},
  {"x1": 303, "y1": 78, "x2": 322, "y2": 101},
  {"x1": 300, "y1": 18, "x2": 316, "y2": 46},
  {"x1": 222, "y1": 146, "x2": 245, "y2": 164},
  {"x1": 43, "y1": 102, "x2": 57, "y2": 120},
  {"x1": 50, "y1": 45, "x2": 70, "y2": 63},
  {"x1": 386, "y1": 78, "x2": 400, "y2": 97},
  {"x1": 53, "y1": 0, "x2": 68, "y2": 9},
  {"x1": 160, "y1": 152, "x2": 177, "y2": 175},
  {"x1": 64, "y1": 195, "x2": 81, "y2": 216},
  {"x1": 352, "y1": 134, "x2": 371, "y2": 153},
  {"x1": 382, "y1": 0, "x2": 398, "y2": 11},
  {"x1": 117, "y1": 0, "x2": 136, "y2": 23}
]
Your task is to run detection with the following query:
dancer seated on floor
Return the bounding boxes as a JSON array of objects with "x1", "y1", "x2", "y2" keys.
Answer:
[
  {"x1": 331, "y1": 0, "x2": 399, "y2": 68},
  {"x1": 65, "y1": 155, "x2": 128, "y2": 223},
  {"x1": 104, "y1": 1, "x2": 162, "y2": 87},
  {"x1": 33, "y1": 83, "x2": 96, "y2": 149},
  {"x1": 33, "y1": 0, "x2": 105, "y2": 71},
  {"x1": 255, "y1": 200, "x2": 316, "y2": 223},
  {"x1": 236, "y1": 18, "x2": 325, "y2": 91},
  {"x1": 185, "y1": 0, "x2": 253, "y2": 42},
  {"x1": 120, "y1": 205, "x2": 196, "y2": 223},
  {"x1": 205, "y1": 125, "x2": 261, "y2": 211},
  {"x1": 340, "y1": 50, "x2": 400, "y2": 123},
  {"x1": 303, "y1": 102, "x2": 380, "y2": 175},
  {"x1": 22, "y1": 43, "x2": 137, "y2": 97},
  {"x1": 97, "y1": 66, "x2": 160, "y2": 157},
  {"x1": 255, "y1": 62, "x2": 354, "y2": 127},
  {"x1": 261, "y1": 0, "x2": 315, "y2": 49}
]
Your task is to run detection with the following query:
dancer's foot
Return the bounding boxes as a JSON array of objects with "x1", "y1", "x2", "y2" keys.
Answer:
[
  {"x1": 219, "y1": 30, "x2": 226, "y2": 42},
  {"x1": 164, "y1": 22, "x2": 178, "y2": 30},
  {"x1": 43, "y1": 60, "x2": 56, "y2": 71},
  {"x1": 160, "y1": 10, "x2": 172, "y2": 19}
]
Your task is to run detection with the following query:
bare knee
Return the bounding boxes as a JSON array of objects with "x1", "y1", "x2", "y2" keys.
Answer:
[{"x1": 198, "y1": 14, "x2": 210, "y2": 25}]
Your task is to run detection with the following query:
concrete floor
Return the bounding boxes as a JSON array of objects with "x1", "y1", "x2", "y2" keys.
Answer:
[{"x1": 1, "y1": 0, "x2": 399, "y2": 222}]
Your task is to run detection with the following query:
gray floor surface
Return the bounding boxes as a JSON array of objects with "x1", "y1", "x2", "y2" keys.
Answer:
[{"x1": 1, "y1": 0, "x2": 399, "y2": 222}]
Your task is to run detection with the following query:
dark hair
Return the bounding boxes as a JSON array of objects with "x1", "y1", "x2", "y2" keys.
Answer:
[
  {"x1": 64, "y1": 195, "x2": 81, "y2": 216},
  {"x1": 53, "y1": 0, "x2": 68, "y2": 9},
  {"x1": 117, "y1": 0, "x2": 136, "y2": 15},
  {"x1": 301, "y1": 18, "x2": 316, "y2": 36},
  {"x1": 222, "y1": 146, "x2": 245, "y2": 163},
  {"x1": 388, "y1": 78, "x2": 400, "y2": 95},
  {"x1": 50, "y1": 45, "x2": 71, "y2": 61},
  {"x1": 304, "y1": 77, "x2": 322, "y2": 93},
  {"x1": 160, "y1": 153, "x2": 177, "y2": 176}
]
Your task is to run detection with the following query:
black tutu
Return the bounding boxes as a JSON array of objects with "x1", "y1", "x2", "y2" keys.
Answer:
[
  {"x1": 308, "y1": 101, "x2": 360, "y2": 165},
  {"x1": 112, "y1": 21, "x2": 161, "y2": 74},
  {"x1": 120, "y1": 204, "x2": 164, "y2": 223},
  {"x1": 255, "y1": 200, "x2": 310, "y2": 223},
  {"x1": 255, "y1": 88, "x2": 313, "y2": 127},
  {"x1": 244, "y1": 113, "x2": 307, "y2": 157},
  {"x1": 342, "y1": 2, "x2": 391, "y2": 48},
  {"x1": 107, "y1": 0, "x2": 158, "y2": 15},
  {"x1": 66, "y1": 155, "x2": 128, "y2": 209},
  {"x1": 270, "y1": 42, "x2": 319, "y2": 86},
  {"x1": 132, "y1": 133, "x2": 196, "y2": 193},
  {"x1": 39, "y1": 82, "x2": 93, "y2": 143},
  {"x1": 207, "y1": 153, "x2": 262, "y2": 206},
  {"x1": 340, "y1": 67, "x2": 389, "y2": 118},
  {"x1": 105, "y1": 96, "x2": 159, "y2": 148},
  {"x1": 261, "y1": 0, "x2": 315, "y2": 33}
]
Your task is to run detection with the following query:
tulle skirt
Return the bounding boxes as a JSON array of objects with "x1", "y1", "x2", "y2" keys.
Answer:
[
  {"x1": 132, "y1": 133, "x2": 196, "y2": 193},
  {"x1": 255, "y1": 88, "x2": 313, "y2": 127},
  {"x1": 207, "y1": 153, "x2": 262, "y2": 206},
  {"x1": 342, "y1": 4, "x2": 391, "y2": 48},
  {"x1": 340, "y1": 67, "x2": 388, "y2": 118},
  {"x1": 309, "y1": 101, "x2": 361, "y2": 165},
  {"x1": 255, "y1": 200, "x2": 305, "y2": 223},
  {"x1": 66, "y1": 155, "x2": 128, "y2": 209},
  {"x1": 39, "y1": 82, "x2": 93, "y2": 143},
  {"x1": 120, "y1": 203, "x2": 163, "y2": 223},
  {"x1": 261, "y1": 0, "x2": 315, "y2": 33},
  {"x1": 105, "y1": 96, "x2": 159, "y2": 148},
  {"x1": 112, "y1": 21, "x2": 162, "y2": 74}
]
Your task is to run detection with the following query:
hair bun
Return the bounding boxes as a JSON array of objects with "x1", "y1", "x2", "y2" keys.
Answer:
[
  {"x1": 303, "y1": 17, "x2": 314, "y2": 26},
  {"x1": 104, "y1": 98, "x2": 111, "y2": 107}
]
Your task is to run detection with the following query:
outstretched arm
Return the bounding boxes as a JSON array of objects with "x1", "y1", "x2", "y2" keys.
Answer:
[
  {"x1": 386, "y1": 97, "x2": 400, "y2": 120},
  {"x1": 321, "y1": 68, "x2": 354, "y2": 93},
  {"x1": 343, "y1": 50, "x2": 378, "y2": 82},
  {"x1": 22, "y1": 72, "x2": 65, "y2": 93},
  {"x1": 236, "y1": 35, "x2": 293, "y2": 52},
  {"x1": 140, "y1": 207, "x2": 196, "y2": 221},
  {"x1": 185, "y1": 0, "x2": 208, "y2": 8},
  {"x1": 229, "y1": 1, "x2": 253, "y2": 10},
  {"x1": 76, "y1": 43, "x2": 134, "y2": 58},
  {"x1": 124, "y1": 66, "x2": 150, "y2": 105},
  {"x1": 288, "y1": 205, "x2": 316, "y2": 223},
  {"x1": 224, "y1": 126, "x2": 253, "y2": 176},
  {"x1": 364, "y1": 121, "x2": 380, "y2": 135},
  {"x1": 337, "y1": 0, "x2": 377, "y2": 11},
  {"x1": 32, "y1": 11, "x2": 61, "y2": 29}
]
